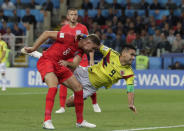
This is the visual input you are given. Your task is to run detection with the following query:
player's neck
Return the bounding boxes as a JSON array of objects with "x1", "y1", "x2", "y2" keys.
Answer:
[
  {"x1": 119, "y1": 56, "x2": 126, "y2": 66},
  {"x1": 69, "y1": 22, "x2": 78, "y2": 28}
]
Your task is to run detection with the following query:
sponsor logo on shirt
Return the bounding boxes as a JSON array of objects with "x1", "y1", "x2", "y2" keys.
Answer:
[
  {"x1": 60, "y1": 33, "x2": 64, "y2": 38},
  {"x1": 76, "y1": 30, "x2": 81, "y2": 35},
  {"x1": 63, "y1": 48, "x2": 71, "y2": 55}
]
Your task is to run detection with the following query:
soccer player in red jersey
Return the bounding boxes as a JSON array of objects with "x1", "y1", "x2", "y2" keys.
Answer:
[
  {"x1": 56, "y1": 8, "x2": 101, "y2": 114},
  {"x1": 23, "y1": 31, "x2": 100, "y2": 129}
]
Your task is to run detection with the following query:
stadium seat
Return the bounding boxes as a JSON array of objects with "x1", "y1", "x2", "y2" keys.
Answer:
[
  {"x1": 7, "y1": 22, "x2": 14, "y2": 29},
  {"x1": 4, "y1": 10, "x2": 14, "y2": 17},
  {"x1": 173, "y1": 0, "x2": 182, "y2": 6},
  {"x1": 163, "y1": 57, "x2": 172, "y2": 69},
  {"x1": 52, "y1": 0, "x2": 60, "y2": 8},
  {"x1": 16, "y1": 9, "x2": 26, "y2": 19},
  {"x1": 88, "y1": 9, "x2": 97, "y2": 18},
  {"x1": 149, "y1": 57, "x2": 162, "y2": 69},
  {"x1": 0, "y1": 22, "x2": 2, "y2": 29},
  {"x1": 105, "y1": 0, "x2": 113, "y2": 4},
  {"x1": 173, "y1": 57, "x2": 184, "y2": 65},
  {"x1": 78, "y1": 10, "x2": 84, "y2": 17},
  {"x1": 10, "y1": 0, "x2": 16, "y2": 4},
  {"x1": 30, "y1": 9, "x2": 44, "y2": 22},
  {"x1": 18, "y1": 22, "x2": 26, "y2": 34},
  {"x1": 21, "y1": 0, "x2": 31, "y2": 3},
  {"x1": 174, "y1": 9, "x2": 181, "y2": 16},
  {"x1": 145, "y1": 0, "x2": 153, "y2": 4},
  {"x1": 131, "y1": 0, "x2": 141, "y2": 3},
  {"x1": 149, "y1": 10, "x2": 169, "y2": 20},
  {"x1": 35, "y1": 0, "x2": 46, "y2": 5},
  {"x1": 101, "y1": 9, "x2": 108, "y2": 17},
  {"x1": 90, "y1": 0, "x2": 99, "y2": 9}
]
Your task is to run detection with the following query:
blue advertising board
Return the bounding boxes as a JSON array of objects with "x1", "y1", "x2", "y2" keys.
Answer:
[{"x1": 2, "y1": 68, "x2": 184, "y2": 89}]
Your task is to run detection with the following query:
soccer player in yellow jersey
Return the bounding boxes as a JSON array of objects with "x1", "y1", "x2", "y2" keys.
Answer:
[
  {"x1": 65, "y1": 44, "x2": 136, "y2": 112},
  {"x1": 0, "y1": 33, "x2": 8, "y2": 91},
  {"x1": 22, "y1": 43, "x2": 136, "y2": 113}
]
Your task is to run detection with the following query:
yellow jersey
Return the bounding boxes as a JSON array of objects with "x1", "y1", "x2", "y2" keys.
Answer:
[
  {"x1": 0, "y1": 40, "x2": 8, "y2": 63},
  {"x1": 88, "y1": 45, "x2": 134, "y2": 89}
]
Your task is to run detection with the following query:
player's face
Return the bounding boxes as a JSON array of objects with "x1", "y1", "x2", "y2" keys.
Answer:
[
  {"x1": 82, "y1": 39, "x2": 98, "y2": 53},
  {"x1": 121, "y1": 49, "x2": 136, "y2": 65},
  {"x1": 67, "y1": 10, "x2": 78, "y2": 23}
]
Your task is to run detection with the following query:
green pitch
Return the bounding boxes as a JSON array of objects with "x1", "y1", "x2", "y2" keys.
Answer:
[{"x1": 0, "y1": 88, "x2": 184, "y2": 131}]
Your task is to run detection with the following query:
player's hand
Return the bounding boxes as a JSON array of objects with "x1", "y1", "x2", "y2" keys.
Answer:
[
  {"x1": 58, "y1": 60, "x2": 68, "y2": 67},
  {"x1": 129, "y1": 105, "x2": 137, "y2": 113},
  {"x1": 24, "y1": 47, "x2": 35, "y2": 53}
]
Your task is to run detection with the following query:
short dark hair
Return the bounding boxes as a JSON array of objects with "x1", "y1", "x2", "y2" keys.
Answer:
[
  {"x1": 67, "y1": 7, "x2": 78, "y2": 12},
  {"x1": 121, "y1": 44, "x2": 136, "y2": 52},
  {"x1": 87, "y1": 34, "x2": 101, "y2": 46}
]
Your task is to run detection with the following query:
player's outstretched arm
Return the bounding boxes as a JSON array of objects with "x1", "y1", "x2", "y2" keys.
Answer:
[
  {"x1": 24, "y1": 31, "x2": 58, "y2": 53},
  {"x1": 127, "y1": 85, "x2": 137, "y2": 113}
]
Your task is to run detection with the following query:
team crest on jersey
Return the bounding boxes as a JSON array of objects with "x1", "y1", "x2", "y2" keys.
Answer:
[
  {"x1": 59, "y1": 33, "x2": 64, "y2": 38},
  {"x1": 120, "y1": 71, "x2": 124, "y2": 76},
  {"x1": 76, "y1": 30, "x2": 81, "y2": 35}
]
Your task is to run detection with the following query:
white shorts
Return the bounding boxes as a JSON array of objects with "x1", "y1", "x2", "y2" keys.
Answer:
[
  {"x1": 0, "y1": 63, "x2": 6, "y2": 73},
  {"x1": 73, "y1": 66, "x2": 97, "y2": 99}
]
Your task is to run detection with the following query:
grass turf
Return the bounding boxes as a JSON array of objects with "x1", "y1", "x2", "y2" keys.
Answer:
[{"x1": 0, "y1": 88, "x2": 184, "y2": 131}]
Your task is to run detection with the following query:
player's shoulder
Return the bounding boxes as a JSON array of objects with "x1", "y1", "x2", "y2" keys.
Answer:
[
  {"x1": 77, "y1": 23, "x2": 87, "y2": 28},
  {"x1": 60, "y1": 24, "x2": 69, "y2": 30}
]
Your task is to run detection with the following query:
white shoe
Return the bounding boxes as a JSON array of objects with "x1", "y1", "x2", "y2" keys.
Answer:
[
  {"x1": 43, "y1": 120, "x2": 55, "y2": 130},
  {"x1": 76, "y1": 120, "x2": 96, "y2": 128},
  {"x1": 55, "y1": 107, "x2": 65, "y2": 114},
  {"x1": 2, "y1": 88, "x2": 6, "y2": 91},
  {"x1": 93, "y1": 104, "x2": 101, "y2": 112},
  {"x1": 21, "y1": 48, "x2": 42, "y2": 58}
]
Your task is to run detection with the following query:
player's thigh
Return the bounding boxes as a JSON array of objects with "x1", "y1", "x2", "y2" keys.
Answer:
[
  {"x1": 44, "y1": 72, "x2": 59, "y2": 88},
  {"x1": 62, "y1": 75, "x2": 82, "y2": 92}
]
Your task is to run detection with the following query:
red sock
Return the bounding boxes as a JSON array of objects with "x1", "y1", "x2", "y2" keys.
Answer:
[
  {"x1": 44, "y1": 87, "x2": 57, "y2": 121},
  {"x1": 74, "y1": 90, "x2": 84, "y2": 123},
  {"x1": 59, "y1": 85, "x2": 67, "y2": 108},
  {"x1": 90, "y1": 92, "x2": 97, "y2": 104}
]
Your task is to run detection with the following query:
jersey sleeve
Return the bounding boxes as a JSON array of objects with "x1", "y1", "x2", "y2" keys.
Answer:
[
  {"x1": 99, "y1": 45, "x2": 111, "y2": 57},
  {"x1": 124, "y1": 68, "x2": 134, "y2": 85},
  {"x1": 56, "y1": 32, "x2": 75, "y2": 44},
  {"x1": 83, "y1": 26, "x2": 88, "y2": 35}
]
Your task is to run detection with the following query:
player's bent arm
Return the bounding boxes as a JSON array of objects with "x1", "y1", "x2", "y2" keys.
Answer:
[
  {"x1": 127, "y1": 85, "x2": 136, "y2": 113},
  {"x1": 58, "y1": 55, "x2": 82, "y2": 71},
  {"x1": 32, "y1": 31, "x2": 58, "y2": 51}
]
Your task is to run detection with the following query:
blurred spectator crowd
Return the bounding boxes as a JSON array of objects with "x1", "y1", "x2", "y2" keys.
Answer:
[{"x1": 73, "y1": 0, "x2": 184, "y2": 56}]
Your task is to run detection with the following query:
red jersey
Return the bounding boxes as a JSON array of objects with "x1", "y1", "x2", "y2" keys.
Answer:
[
  {"x1": 60, "y1": 23, "x2": 89, "y2": 67},
  {"x1": 42, "y1": 32, "x2": 84, "y2": 62}
]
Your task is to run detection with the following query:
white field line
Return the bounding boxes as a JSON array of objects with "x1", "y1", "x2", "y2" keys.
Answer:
[
  {"x1": 113, "y1": 125, "x2": 184, "y2": 131},
  {"x1": 0, "y1": 92, "x2": 47, "y2": 96}
]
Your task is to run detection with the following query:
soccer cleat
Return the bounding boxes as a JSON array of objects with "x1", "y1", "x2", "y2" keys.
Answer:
[
  {"x1": 76, "y1": 120, "x2": 96, "y2": 128},
  {"x1": 2, "y1": 88, "x2": 6, "y2": 91},
  {"x1": 55, "y1": 107, "x2": 65, "y2": 114},
  {"x1": 21, "y1": 48, "x2": 42, "y2": 58},
  {"x1": 43, "y1": 120, "x2": 55, "y2": 130},
  {"x1": 93, "y1": 104, "x2": 101, "y2": 112}
]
